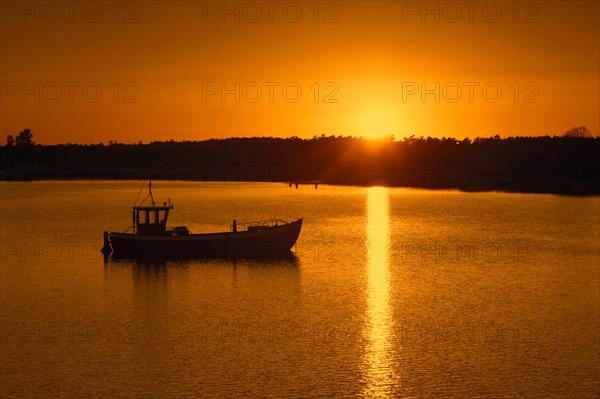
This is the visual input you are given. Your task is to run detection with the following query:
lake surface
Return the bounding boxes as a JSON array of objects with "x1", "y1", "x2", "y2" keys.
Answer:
[{"x1": 1, "y1": 181, "x2": 598, "y2": 398}]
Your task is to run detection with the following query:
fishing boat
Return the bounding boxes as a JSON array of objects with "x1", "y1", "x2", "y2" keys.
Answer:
[{"x1": 101, "y1": 182, "x2": 302, "y2": 257}]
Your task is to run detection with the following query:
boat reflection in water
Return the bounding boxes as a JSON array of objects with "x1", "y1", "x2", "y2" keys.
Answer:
[
  {"x1": 101, "y1": 181, "x2": 302, "y2": 259},
  {"x1": 103, "y1": 252, "x2": 301, "y2": 277},
  {"x1": 105, "y1": 248, "x2": 301, "y2": 266}
]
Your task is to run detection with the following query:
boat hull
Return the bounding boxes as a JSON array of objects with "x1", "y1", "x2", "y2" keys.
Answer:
[{"x1": 106, "y1": 218, "x2": 302, "y2": 258}]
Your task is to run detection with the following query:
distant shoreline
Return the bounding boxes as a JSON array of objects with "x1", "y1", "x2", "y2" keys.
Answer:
[{"x1": 2, "y1": 135, "x2": 599, "y2": 195}]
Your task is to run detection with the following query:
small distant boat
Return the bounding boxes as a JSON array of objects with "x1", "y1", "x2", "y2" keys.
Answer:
[{"x1": 102, "y1": 182, "x2": 302, "y2": 257}]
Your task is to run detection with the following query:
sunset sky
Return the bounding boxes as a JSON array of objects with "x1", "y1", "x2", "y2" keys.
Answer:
[{"x1": 1, "y1": 1, "x2": 598, "y2": 144}]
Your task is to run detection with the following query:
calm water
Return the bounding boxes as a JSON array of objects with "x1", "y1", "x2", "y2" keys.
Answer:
[{"x1": 1, "y1": 181, "x2": 598, "y2": 398}]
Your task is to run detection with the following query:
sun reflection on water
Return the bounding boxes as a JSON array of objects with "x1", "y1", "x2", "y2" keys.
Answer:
[{"x1": 364, "y1": 186, "x2": 395, "y2": 397}]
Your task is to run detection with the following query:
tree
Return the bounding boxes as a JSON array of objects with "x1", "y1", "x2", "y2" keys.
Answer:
[
  {"x1": 15, "y1": 129, "x2": 34, "y2": 147},
  {"x1": 5, "y1": 135, "x2": 14, "y2": 147},
  {"x1": 563, "y1": 126, "x2": 591, "y2": 138}
]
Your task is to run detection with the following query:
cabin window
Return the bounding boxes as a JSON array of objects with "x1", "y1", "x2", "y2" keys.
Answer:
[{"x1": 134, "y1": 207, "x2": 170, "y2": 235}]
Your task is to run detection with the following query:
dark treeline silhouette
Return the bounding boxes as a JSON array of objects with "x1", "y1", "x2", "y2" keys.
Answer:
[{"x1": 1, "y1": 130, "x2": 599, "y2": 194}]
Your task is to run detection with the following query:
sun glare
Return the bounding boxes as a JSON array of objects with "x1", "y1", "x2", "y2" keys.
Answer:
[{"x1": 363, "y1": 110, "x2": 393, "y2": 139}]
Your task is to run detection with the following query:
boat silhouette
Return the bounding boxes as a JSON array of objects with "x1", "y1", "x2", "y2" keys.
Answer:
[{"x1": 101, "y1": 182, "x2": 302, "y2": 258}]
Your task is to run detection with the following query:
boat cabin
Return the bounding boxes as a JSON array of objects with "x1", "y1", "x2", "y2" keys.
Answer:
[{"x1": 133, "y1": 205, "x2": 173, "y2": 235}]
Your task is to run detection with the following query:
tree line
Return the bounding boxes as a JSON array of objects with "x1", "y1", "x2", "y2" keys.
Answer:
[{"x1": 1, "y1": 127, "x2": 598, "y2": 194}]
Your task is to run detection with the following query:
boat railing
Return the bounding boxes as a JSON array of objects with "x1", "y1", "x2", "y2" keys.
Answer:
[{"x1": 231, "y1": 219, "x2": 288, "y2": 232}]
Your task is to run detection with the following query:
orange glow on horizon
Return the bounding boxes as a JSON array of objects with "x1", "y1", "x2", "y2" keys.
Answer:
[{"x1": 1, "y1": 1, "x2": 598, "y2": 144}]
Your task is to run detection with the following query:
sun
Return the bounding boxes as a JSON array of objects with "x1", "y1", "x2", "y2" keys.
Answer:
[{"x1": 363, "y1": 109, "x2": 394, "y2": 139}]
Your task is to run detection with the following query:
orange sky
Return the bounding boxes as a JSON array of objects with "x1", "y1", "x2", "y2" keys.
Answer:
[{"x1": 1, "y1": 1, "x2": 598, "y2": 144}]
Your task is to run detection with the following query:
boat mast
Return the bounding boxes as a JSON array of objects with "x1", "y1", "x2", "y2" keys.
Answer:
[
  {"x1": 148, "y1": 180, "x2": 155, "y2": 207},
  {"x1": 131, "y1": 179, "x2": 155, "y2": 233}
]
